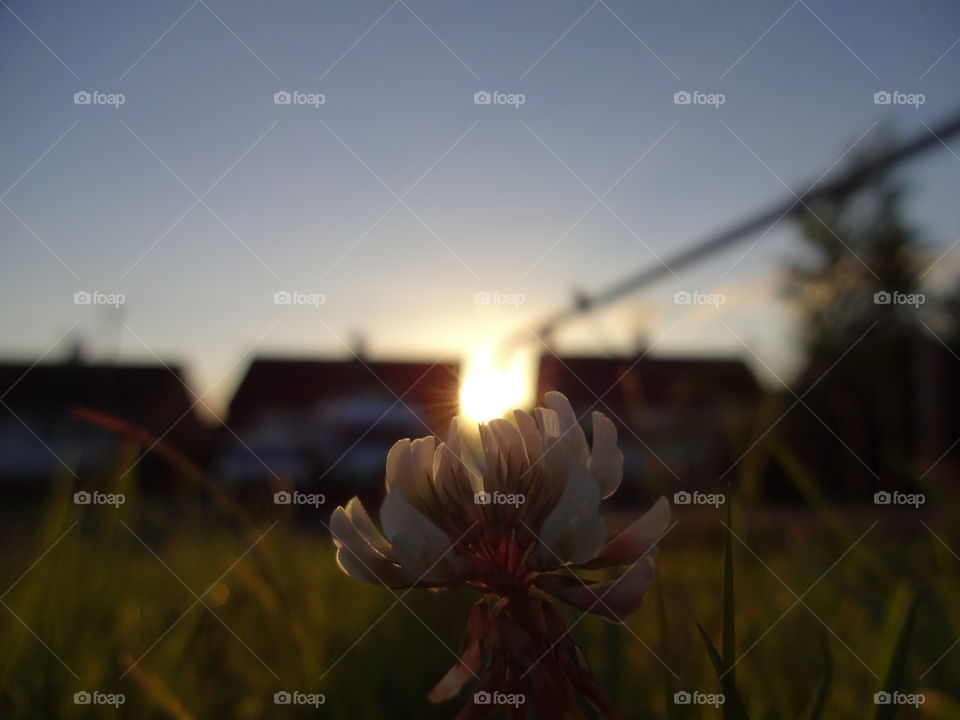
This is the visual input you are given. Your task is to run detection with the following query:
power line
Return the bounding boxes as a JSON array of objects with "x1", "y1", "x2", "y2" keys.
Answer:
[{"x1": 506, "y1": 108, "x2": 960, "y2": 351}]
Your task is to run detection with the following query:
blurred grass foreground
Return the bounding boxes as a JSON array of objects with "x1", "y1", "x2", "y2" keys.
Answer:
[{"x1": 0, "y1": 424, "x2": 958, "y2": 718}]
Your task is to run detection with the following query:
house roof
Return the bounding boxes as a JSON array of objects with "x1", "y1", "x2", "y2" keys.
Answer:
[
  {"x1": 0, "y1": 361, "x2": 206, "y2": 454},
  {"x1": 1, "y1": 361, "x2": 193, "y2": 412},
  {"x1": 226, "y1": 357, "x2": 460, "y2": 432},
  {"x1": 536, "y1": 354, "x2": 761, "y2": 420}
]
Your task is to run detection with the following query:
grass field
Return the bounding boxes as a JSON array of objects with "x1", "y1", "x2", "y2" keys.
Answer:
[{"x1": 1, "y1": 459, "x2": 958, "y2": 719}]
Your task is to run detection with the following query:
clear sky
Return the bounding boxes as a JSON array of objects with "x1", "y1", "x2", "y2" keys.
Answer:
[{"x1": 2, "y1": 0, "x2": 959, "y2": 415}]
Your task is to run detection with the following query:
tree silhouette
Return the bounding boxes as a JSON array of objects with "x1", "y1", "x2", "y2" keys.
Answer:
[{"x1": 784, "y1": 155, "x2": 928, "y2": 491}]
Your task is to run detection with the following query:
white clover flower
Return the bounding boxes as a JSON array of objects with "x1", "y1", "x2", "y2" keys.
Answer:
[{"x1": 331, "y1": 391, "x2": 669, "y2": 718}]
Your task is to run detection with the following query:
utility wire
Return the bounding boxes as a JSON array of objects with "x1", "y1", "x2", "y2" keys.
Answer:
[{"x1": 505, "y1": 108, "x2": 960, "y2": 351}]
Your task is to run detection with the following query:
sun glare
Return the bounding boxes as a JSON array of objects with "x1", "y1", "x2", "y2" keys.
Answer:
[{"x1": 459, "y1": 347, "x2": 531, "y2": 424}]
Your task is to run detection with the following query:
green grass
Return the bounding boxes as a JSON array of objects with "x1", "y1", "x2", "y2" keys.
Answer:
[{"x1": 0, "y1": 471, "x2": 958, "y2": 719}]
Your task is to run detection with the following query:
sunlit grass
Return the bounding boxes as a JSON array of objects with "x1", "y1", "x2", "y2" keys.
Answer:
[{"x1": 1, "y1": 465, "x2": 957, "y2": 718}]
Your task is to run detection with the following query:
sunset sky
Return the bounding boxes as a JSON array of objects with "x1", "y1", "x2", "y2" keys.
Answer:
[{"x1": 2, "y1": 0, "x2": 959, "y2": 414}]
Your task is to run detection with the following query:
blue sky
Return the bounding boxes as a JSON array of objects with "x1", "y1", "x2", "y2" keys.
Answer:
[{"x1": 2, "y1": 0, "x2": 959, "y2": 414}]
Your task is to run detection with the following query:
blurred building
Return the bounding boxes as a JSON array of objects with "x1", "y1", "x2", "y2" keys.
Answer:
[
  {"x1": 216, "y1": 357, "x2": 460, "y2": 496},
  {"x1": 0, "y1": 360, "x2": 207, "y2": 484},
  {"x1": 536, "y1": 353, "x2": 761, "y2": 501}
]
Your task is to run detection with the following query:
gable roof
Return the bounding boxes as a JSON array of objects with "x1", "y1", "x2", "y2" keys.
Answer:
[
  {"x1": 0, "y1": 361, "x2": 197, "y2": 421},
  {"x1": 537, "y1": 354, "x2": 760, "y2": 419},
  {"x1": 227, "y1": 357, "x2": 460, "y2": 432}
]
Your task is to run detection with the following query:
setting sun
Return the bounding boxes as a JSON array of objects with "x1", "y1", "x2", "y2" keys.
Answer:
[{"x1": 459, "y1": 347, "x2": 532, "y2": 423}]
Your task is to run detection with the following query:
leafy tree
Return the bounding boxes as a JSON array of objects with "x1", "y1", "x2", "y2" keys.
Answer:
[{"x1": 783, "y1": 160, "x2": 927, "y2": 490}]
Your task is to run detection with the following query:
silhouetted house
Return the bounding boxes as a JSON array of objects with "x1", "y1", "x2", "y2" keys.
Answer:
[
  {"x1": 217, "y1": 357, "x2": 460, "y2": 493},
  {"x1": 537, "y1": 354, "x2": 761, "y2": 500},
  {"x1": 0, "y1": 361, "x2": 207, "y2": 484}
]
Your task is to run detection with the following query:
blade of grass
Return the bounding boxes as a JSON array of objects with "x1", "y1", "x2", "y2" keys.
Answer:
[
  {"x1": 655, "y1": 574, "x2": 679, "y2": 720},
  {"x1": 723, "y1": 498, "x2": 735, "y2": 720},
  {"x1": 695, "y1": 623, "x2": 749, "y2": 720},
  {"x1": 696, "y1": 503, "x2": 750, "y2": 720},
  {"x1": 801, "y1": 631, "x2": 832, "y2": 720},
  {"x1": 696, "y1": 620, "x2": 725, "y2": 678},
  {"x1": 122, "y1": 652, "x2": 194, "y2": 720},
  {"x1": 871, "y1": 590, "x2": 918, "y2": 720}
]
